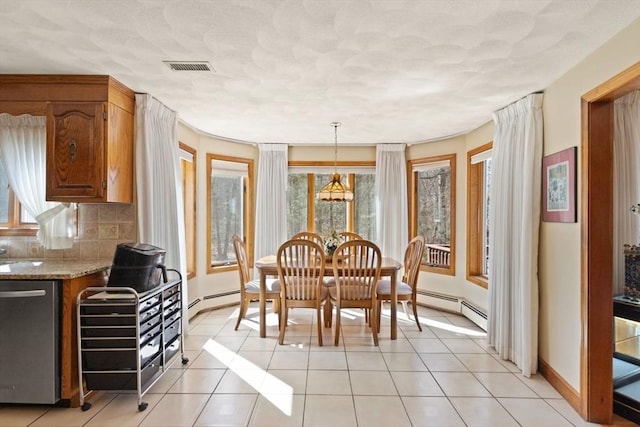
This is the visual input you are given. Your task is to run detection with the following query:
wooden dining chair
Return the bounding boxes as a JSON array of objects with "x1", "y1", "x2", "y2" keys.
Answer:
[
  {"x1": 376, "y1": 235, "x2": 425, "y2": 332},
  {"x1": 339, "y1": 231, "x2": 362, "y2": 242},
  {"x1": 276, "y1": 239, "x2": 328, "y2": 346},
  {"x1": 328, "y1": 239, "x2": 382, "y2": 346},
  {"x1": 232, "y1": 234, "x2": 281, "y2": 331},
  {"x1": 291, "y1": 231, "x2": 324, "y2": 247}
]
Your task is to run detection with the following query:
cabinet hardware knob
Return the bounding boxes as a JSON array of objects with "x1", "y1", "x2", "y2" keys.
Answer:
[{"x1": 69, "y1": 138, "x2": 77, "y2": 162}]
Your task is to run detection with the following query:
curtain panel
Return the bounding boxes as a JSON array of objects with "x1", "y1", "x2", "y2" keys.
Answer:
[
  {"x1": 614, "y1": 90, "x2": 640, "y2": 295},
  {"x1": 0, "y1": 114, "x2": 74, "y2": 249},
  {"x1": 135, "y1": 94, "x2": 187, "y2": 322},
  {"x1": 375, "y1": 144, "x2": 408, "y2": 263},
  {"x1": 254, "y1": 144, "x2": 288, "y2": 265},
  {"x1": 487, "y1": 93, "x2": 543, "y2": 377}
]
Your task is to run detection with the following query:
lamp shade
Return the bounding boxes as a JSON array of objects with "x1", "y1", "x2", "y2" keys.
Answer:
[{"x1": 317, "y1": 173, "x2": 354, "y2": 202}]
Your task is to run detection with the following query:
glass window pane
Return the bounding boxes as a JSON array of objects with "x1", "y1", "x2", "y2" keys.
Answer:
[
  {"x1": 314, "y1": 173, "x2": 347, "y2": 237},
  {"x1": 0, "y1": 162, "x2": 9, "y2": 223},
  {"x1": 353, "y1": 173, "x2": 376, "y2": 240},
  {"x1": 287, "y1": 173, "x2": 308, "y2": 236},
  {"x1": 483, "y1": 158, "x2": 492, "y2": 276},
  {"x1": 210, "y1": 174, "x2": 243, "y2": 266},
  {"x1": 417, "y1": 164, "x2": 451, "y2": 267}
]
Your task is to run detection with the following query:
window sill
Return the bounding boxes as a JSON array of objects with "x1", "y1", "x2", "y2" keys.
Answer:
[
  {"x1": 421, "y1": 264, "x2": 455, "y2": 276},
  {"x1": 0, "y1": 227, "x2": 38, "y2": 237},
  {"x1": 467, "y1": 274, "x2": 488, "y2": 289}
]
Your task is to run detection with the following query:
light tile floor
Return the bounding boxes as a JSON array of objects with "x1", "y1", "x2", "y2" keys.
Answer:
[{"x1": 0, "y1": 305, "x2": 637, "y2": 427}]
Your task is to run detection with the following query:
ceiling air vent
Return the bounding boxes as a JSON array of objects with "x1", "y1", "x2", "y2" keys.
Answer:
[{"x1": 163, "y1": 61, "x2": 214, "y2": 72}]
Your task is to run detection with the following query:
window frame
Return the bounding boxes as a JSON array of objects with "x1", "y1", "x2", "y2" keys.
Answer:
[
  {"x1": 179, "y1": 142, "x2": 197, "y2": 280},
  {"x1": 408, "y1": 153, "x2": 456, "y2": 276},
  {"x1": 466, "y1": 141, "x2": 492, "y2": 288},
  {"x1": 287, "y1": 161, "x2": 376, "y2": 238},
  {"x1": 206, "y1": 153, "x2": 253, "y2": 274},
  {"x1": 0, "y1": 188, "x2": 38, "y2": 237}
]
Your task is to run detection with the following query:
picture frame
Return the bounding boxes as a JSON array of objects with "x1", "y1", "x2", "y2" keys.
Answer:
[{"x1": 542, "y1": 147, "x2": 577, "y2": 222}]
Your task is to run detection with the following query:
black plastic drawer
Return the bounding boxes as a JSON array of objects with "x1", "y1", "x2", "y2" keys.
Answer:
[
  {"x1": 82, "y1": 336, "x2": 137, "y2": 349},
  {"x1": 82, "y1": 333, "x2": 162, "y2": 370},
  {"x1": 81, "y1": 325, "x2": 137, "y2": 338},
  {"x1": 81, "y1": 314, "x2": 136, "y2": 327},
  {"x1": 164, "y1": 336, "x2": 181, "y2": 365},
  {"x1": 164, "y1": 307, "x2": 181, "y2": 324},
  {"x1": 84, "y1": 354, "x2": 161, "y2": 391},
  {"x1": 164, "y1": 318, "x2": 181, "y2": 345}
]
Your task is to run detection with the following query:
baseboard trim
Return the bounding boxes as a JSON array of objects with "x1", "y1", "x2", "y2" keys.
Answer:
[{"x1": 538, "y1": 357, "x2": 581, "y2": 415}]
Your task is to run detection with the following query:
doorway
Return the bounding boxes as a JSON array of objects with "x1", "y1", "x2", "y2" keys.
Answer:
[{"x1": 582, "y1": 61, "x2": 640, "y2": 423}]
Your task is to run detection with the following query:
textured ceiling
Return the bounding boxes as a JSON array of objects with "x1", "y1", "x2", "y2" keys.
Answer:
[{"x1": 1, "y1": 0, "x2": 639, "y2": 145}]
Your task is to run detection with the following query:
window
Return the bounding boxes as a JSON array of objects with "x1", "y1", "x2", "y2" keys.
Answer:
[
  {"x1": 0, "y1": 161, "x2": 37, "y2": 236},
  {"x1": 466, "y1": 142, "x2": 492, "y2": 288},
  {"x1": 409, "y1": 154, "x2": 456, "y2": 275},
  {"x1": 207, "y1": 154, "x2": 253, "y2": 273},
  {"x1": 179, "y1": 143, "x2": 196, "y2": 279},
  {"x1": 287, "y1": 163, "x2": 376, "y2": 240}
]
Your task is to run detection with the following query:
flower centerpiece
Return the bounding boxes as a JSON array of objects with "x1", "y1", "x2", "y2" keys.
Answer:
[
  {"x1": 625, "y1": 204, "x2": 640, "y2": 299},
  {"x1": 324, "y1": 229, "x2": 343, "y2": 259}
]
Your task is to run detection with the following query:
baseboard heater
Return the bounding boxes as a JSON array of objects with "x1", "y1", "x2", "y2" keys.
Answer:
[
  {"x1": 203, "y1": 290, "x2": 240, "y2": 300},
  {"x1": 417, "y1": 290, "x2": 487, "y2": 331},
  {"x1": 460, "y1": 300, "x2": 488, "y2": 330}
]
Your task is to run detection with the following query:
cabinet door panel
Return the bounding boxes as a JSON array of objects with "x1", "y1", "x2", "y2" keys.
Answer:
[{"x1": 47, "y1": 102, "x2": 105, "y2": 200}]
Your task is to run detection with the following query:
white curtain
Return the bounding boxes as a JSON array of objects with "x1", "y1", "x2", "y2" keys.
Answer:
[
  {"x1": 0, "y1": 114, "x2": 74, "y2": 249},
  {"x1": 614, "y1": 90, "x2": 640, "y2": 296},
  {"x1": 135, "y1": 94, "x2": 187, "y2": 322},
  {"x1": 254, "y1": 144, "x2": 288, "y2": 263},
  {"x1": 375, "y1": 144, "x2": 408, "y2": 262},
  {"x1": 487, "y1": 93, "x2": 543, "y2": 377}
]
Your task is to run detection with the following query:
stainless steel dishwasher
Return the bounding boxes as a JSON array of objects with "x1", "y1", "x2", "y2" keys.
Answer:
[{"x1": 0, "y1": 280, "x2": 60, "y2": 404}]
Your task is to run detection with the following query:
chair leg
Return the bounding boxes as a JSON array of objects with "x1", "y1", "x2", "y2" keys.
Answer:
[
  {"x1": 278, "y1": 303, "x2": 287, "y2": 345},
  {"x1": 370, "y1": 303, "x2": 379, "y2": 346},
  {"x1": 376, "y1": 299, "x2": 382, "y2": 333},
  {"x1": 401, "y1": 301, "x2": 410, "y2": 320},
  {"x1": 412, "y1": 300, "x2": 422, "y2": 331},
  {"x1": 274, "y1": 298, "x2": 281, "y2": 328},
  {"x1": 235, "y1": 297, "x2": 248, "y2": 331},
  {"x1": 316, "y1": 306, "x2": 323, "y2": 346},
  {"x1": 324, "y1": 299, "x2": 333, "y2": 328},
  {"x1": 334, "y1": 305, "x2": 341, "y2": 346}
]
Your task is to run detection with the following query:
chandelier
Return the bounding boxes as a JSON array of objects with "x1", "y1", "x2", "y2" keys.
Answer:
[{"x1": 317, "y1": 122, "x2": 354, "y2": 202}]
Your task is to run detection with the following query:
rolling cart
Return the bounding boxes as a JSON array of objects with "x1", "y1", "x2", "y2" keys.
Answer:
[{"x1": 76, "y1": 269, "x2": 188, "y2": 411}]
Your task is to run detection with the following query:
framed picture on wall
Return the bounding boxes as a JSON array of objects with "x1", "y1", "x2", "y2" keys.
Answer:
[{"x1": 542, "y1": 146, "x2": 577, "y2": 222}]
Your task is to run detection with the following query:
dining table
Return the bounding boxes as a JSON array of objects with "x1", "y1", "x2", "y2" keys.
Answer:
[{"x1": 255, "y1": 255, "x2": 402, "y2": 340}]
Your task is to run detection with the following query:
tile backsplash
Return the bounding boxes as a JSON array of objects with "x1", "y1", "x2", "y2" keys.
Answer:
[{"x1": 0, "y1": 203, "x2": 137, "y2": 259}]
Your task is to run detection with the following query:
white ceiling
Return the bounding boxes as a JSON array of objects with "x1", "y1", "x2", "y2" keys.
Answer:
[{"x1": 1, "y1": 0, "x2": 639, "y2": 145}]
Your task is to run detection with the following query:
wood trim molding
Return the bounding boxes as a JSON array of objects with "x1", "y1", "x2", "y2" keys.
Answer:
[
  {"x1": 408, "y1": 153, "x2": 457, "y2": 276},
  {"x1": 539, "y1": 357, "x2": 581, "y2": 412},
  {"x1": 580, "y1": 59, "x2": 640, "y2": 424},
  {"x1": 466, "y1": 142, "x2": 492, "y2": 287},
  {"x1": 206, "y1": 153, "x2": 254, "y2": 274}
]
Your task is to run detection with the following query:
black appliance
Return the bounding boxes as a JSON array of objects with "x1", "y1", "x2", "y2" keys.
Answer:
[{"x1": 107, "y1": 243, "x2": 167, "y2": 292}]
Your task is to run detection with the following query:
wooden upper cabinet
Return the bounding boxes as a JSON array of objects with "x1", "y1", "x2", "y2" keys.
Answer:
[
  {"x1": 47, "y1": 102, "x2": 106, "y2": 200},
  {"x1": 0, "y1": 75, "x2": 135, "y2": 203}
]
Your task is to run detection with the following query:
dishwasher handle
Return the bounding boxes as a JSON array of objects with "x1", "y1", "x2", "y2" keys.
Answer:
[{"x1": 0, "y1": 289, "x2": 46, "y2": 298}]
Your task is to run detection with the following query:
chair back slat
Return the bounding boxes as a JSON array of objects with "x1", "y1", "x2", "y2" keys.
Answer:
[
  {"x1": 291, "y1": 231, "x2": 324, "y2": 248},
  {"x1": 403, "y1": 236, "x2": 426, "y2": 291},
  {"x1": 332, "y1": 240, "x2": 381, "y2": 301},
  {"x1": 277, "y1": 239, "x2": 325, "y2": 301},
  {"x1": 232, "y1": 234, "x2": 251, "y2": 296}
]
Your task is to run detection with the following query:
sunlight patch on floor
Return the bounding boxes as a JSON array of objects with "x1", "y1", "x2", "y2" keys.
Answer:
[{"x1": 203, "y1": 338, "x2": 294, "y2": 416}]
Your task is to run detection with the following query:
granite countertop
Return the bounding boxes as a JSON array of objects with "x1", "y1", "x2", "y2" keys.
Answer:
[{"x1": 0, "y1": 258, "x2": 112, "y2": 280}]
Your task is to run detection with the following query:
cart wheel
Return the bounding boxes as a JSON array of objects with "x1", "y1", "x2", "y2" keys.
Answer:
[
  {"x1": 138, "y1": 402, "x2": 148, "y2": 411},
  {"x1": 181, "y1": 357, "x2": 189, "y2": 365},
  {"x1": 81, "y1": 402, "x2": 92, "y2": 412}
]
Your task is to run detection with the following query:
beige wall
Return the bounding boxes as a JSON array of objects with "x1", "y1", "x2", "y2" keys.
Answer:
[
  {"x1": 180, "y1": 16, "x2": 640, "y2": 395},
  {"x1": 539, "y1": 17, "x2": 640, "y2": 389}
]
